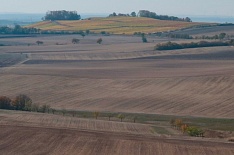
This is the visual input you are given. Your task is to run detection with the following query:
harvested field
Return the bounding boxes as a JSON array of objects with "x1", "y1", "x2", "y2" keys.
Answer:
[
  {"x1": 0, "y1": 111, "x2": 233, "y2": 155},
  {"x1": 28, "y1": 16, "x2": 204, "y2": 34},
  {"x1": 0, "y1": 124, "x2": 233, "y2": 155}
]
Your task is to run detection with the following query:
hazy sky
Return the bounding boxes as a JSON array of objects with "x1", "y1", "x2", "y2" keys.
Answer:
[{"x1": 0, "y1": 0, "x2": 233, "y2": 16}]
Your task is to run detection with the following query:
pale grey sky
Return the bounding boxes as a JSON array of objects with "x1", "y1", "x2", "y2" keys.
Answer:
[{"x1": 0, "y1": 0, "x2": 233, "y2": 16}]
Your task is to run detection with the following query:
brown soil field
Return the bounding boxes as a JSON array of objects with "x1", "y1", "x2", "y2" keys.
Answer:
[
  {"x1": 0, "y1": 35, "x2": 234, "y2": 118},
  {"x1": 172, "y1": 25, "x2": 234, "y2": 36},
  {"x1": 0, "y1": 34, "x2": 234, "y2": 154},
  {"x1": 0, "y1": 111, "x2": 233, "y2": 155}
]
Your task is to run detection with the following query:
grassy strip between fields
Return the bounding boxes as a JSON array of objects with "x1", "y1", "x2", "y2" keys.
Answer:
[{"x1": 52, "y1": 109, "x2": 234, "y2": 132}]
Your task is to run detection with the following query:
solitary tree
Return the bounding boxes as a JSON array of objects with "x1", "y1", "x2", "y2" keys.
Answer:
[
  {"x1": 131, "y1": 12, "x2": 137, "y2": 17},
  {"x1": 141, "y1": 33, "x2": 147, "y2": 43},
  {"x1": 118, "y1": 114, "x2": 125, "y2": 122},
  {"x1": 72, "y1": 38, "x2": 80, "y2": 44},
  {"x1": 97, "y1": 38, "x2": 103, "y2": 44},
  {"x1": 86, "y1": 30, "x2": 90, "y2": 35},
  {"x1": 61, "y1": 108, "x2": 66, "y2": 116},
  {"x1": 36, "y1": 41, "x2": 44, "y2": 45},
  {"x1": 175, "y1": 119, "x2": 183, "y2": 130},
  {"x1": 219, "y1": 33, "x2": 226, "y2": 40},
  {"x1": 51, "y1": 108, "x2": 56, "y2": 114},
  {"x1": 107, "y1": 113, "x2": 113, "y2": 121},
  {"x1": 93, "y1": 111, "x2": 100, "y2": 119},
  {"x1": 133, "y1": 116, "x2": 137, "y2": 123}
]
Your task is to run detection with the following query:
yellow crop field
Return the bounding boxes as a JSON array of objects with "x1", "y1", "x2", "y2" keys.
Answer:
[{"x1": 28, "y1": 16, "x2": 205, "y2": 34}]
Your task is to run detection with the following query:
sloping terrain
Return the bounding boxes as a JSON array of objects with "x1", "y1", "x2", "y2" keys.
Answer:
[
  {"x1": 0, "y1": 111, "x2": 233, "y2": 155},
  {"x1": 28, "y1": 16, "x2": 204, "y2": 34}
]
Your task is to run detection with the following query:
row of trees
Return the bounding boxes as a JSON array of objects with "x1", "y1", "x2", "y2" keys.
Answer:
[
  {"x1": 170, "y1": 119, "x2": 204, "y2": 137},
  {"x1": 138, "y1": 10, "x2": 192, "y2": 22},
  {"x1": 0, "y1": 25, "x2": 40, "y2": 34},
  {"x1": 43, "y1": 10, "x2": 81, "y2": 21},
  {"x1": 195, "y1": 33, "x2": 228, "y2": 40},
  {"x1": 0, "y1": 95, "x2": 50, "y2": 113},
  {"x1": 154, "y1": 40, "x2": 233, "y2": 50},
  {"x1": 109, "y1": 12, "x2": 137, "y2": 17}
]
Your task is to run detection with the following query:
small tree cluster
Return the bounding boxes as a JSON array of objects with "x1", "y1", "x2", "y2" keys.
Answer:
[
  {"x1": 166, "y1": 33, "x2": 193, "y2": 39},
  {"x1": 170, "y1": 119, "x2": 204, "y2": 137},
  {"x1": 195, "y1": 33, "x2": 228, "y2": 40},
  {"x1": 155, "y1": 41, "x2": 231, "y2": 50},
  {"x1": 0, "y1": 95, "x2": 51, "y2": 113},
  {"x1": 44, "y1": 10, "x2": 81, "y2": 21}
]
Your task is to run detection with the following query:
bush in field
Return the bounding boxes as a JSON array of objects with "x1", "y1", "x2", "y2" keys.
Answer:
[
  {"x1": 86, "y1": 30, "x2": 90, "y2": 35},
  {"x1": 142, "y1": 36, "x2": 147, "y2": 43},
  {"x1": 97, "y1": 38, "x2": 103, "y2": 44},
  {"x1": 117, "y1": 114, "x2": 125, "y2": 122},
  {"x1": 0, "y1": 96, "x2": 12, "y2": 109},
  {"x1": 72, "y1": 38, "x2": 80, "y2": 44},
  {"x1": 187, "y1": 126, "x2": 204, "y2": 137},
  {"x1": 12, "y1": 94, "x2": 32, "y2": 111}
]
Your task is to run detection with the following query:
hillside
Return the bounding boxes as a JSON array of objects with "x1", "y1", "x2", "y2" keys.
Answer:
[{"x1": 28, "y1": 16, "x2": 205, "y2": 34}]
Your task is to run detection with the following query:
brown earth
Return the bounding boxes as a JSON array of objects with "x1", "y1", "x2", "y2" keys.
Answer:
[
  {"x1": 0, "y1": 34, "x2": 234, "y2": 154},
  {"x1": 0, "y1": 111, "x2": 233, "y2": 155},
  {"x1": 0, "y1": 35, "x2": 234, "y2": 118}
]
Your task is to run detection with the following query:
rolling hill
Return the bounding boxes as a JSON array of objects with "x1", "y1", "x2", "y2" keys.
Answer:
[{"x1": 28, "y1": 16, "x2": 206, "y2": 34}]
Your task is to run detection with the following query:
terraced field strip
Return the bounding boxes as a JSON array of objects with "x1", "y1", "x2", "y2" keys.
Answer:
[{"x1": 0, "y1": 110, "x2": 153, "y2": 135}]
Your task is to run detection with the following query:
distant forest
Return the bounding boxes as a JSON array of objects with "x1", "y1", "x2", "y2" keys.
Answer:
[{"x1": 109, "y1": 10, "x2": 192, "y2": 22}]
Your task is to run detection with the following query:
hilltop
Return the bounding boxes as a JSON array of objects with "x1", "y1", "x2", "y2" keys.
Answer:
[{"x1": 28, "y1": 16, "x2": 205, "y2": 35}]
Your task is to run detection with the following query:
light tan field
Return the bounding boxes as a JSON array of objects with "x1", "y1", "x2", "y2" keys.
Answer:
[
  {"x1": 0, "y1": 34, "x2": 234, "y2": 154},
  {"x1": 0, "y1": 110, "x2": 233, "y2": 155},
  {"x1": 28, "y1": 16, "x2": 204, "y2": 34}
]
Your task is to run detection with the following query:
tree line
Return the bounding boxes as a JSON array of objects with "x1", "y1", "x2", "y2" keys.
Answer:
[
  {"x1": 43, "y1": 10, "x2": 81, "y2": 21},
  {"x1": 0, "y1": 25, "x2": 40, "y2": 34},
  {"x1": 138, "y1": 10, "x2": 192, "y2": 22},
  {"x1": 155, "y1": 40, "x2": 234, "y2": 50}
]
